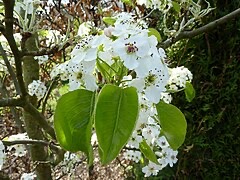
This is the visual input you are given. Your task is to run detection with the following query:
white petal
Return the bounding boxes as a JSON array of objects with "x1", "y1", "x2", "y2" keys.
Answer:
[
  {"x1": 81, "y1": 60, "x2": 95, "y2": 73},
  {"x1": 122, "y1": 54, "x2": 139, "y2": 70},
  {"x1": 129, "y1": 78, "x2": 145, "y2": 92},
  {"x1": 135, "y1": 58, "x2": 151, "y2": 78},
  {"x1": 83, "y1": 74, "x2": 98, "y2": 91},
  {"x1": 69, "y1": 77, "x2": 80, "y2": 91},
  {"x1": 84, "y1": 48, "x2": 97, "y2": 61},
  {"x1": 71, "y1": 53, "x2": 85, "y2": 63},
  {"x1": 145, "y1": 86, "x2": 162, "y2": 104}
]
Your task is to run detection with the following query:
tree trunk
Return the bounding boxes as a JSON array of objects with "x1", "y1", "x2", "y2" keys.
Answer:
[{"x1": 22, "y1": 33, "x2": 52, "y2": 180}]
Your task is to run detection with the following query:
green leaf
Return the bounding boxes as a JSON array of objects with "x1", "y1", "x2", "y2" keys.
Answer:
[
  {"x1": 148, "y1": 28, "x2": 162, "y2": 42},
  {"x1": 139, "y1": 140, "x2": 159, "y2": 164},
  {"x1": 172, "y1": 1, "x2": 181, "y2": 13},
  {"x1": 54, "y1": 89, "x2": 95, "y2": 161},
  {"x1": 184, "y1": 82, "x2": 195, "y2": 102},
  {"x1": 95, "y1": 85, "x2": 139, "y2": 164},
  {"x1": 156, "y1": 102, "x2": 187, "y2": 150},
  {"x1": 103, "y1": 17, "x2": 116, "y2": 25}
]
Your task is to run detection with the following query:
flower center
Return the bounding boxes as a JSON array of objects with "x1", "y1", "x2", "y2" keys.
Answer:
[
  {"x1": 77, "y1": 72, "x2": 83, "y2": 80},
  {"x1": 125, "y1": 42, "x2": 138, "y2": 54}
]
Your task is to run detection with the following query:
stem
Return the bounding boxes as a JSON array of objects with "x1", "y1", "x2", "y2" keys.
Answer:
[
  {"x1": 0, "y1": 42, "x2": 21, "y2": 95},
  {"x1": 160, "y1": 8, "x2": 240, "y2": 48},
  {"x1": 2, "y1": 139, "x2": 61, "y2": 152}
]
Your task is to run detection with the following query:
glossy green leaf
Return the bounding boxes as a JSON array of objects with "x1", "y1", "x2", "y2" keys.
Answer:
[
  {"x1": 139, "y1": 140, "x2": 159, "y2": 164},
  {"x1": 54, "y1": 89, "x2": 95, "y2": 160},
  {"x1": 95, "y1": 85, "x2": 139, "y2": 164},
  {"x1": 103, "y1": 17, "x2": 116, "y2": 25},
  {"x1": 184, "y1": 82, "x2": 195, "y2": 102},
  {"x1": 156, "y1": 102, "x2": 187, "y2": 150},
  {"x1": 148, "y1": 28, "x2": 162, "y2": 42},
  {"x1": 172, "y1": 1, "x2": 181, "y2": 13}
]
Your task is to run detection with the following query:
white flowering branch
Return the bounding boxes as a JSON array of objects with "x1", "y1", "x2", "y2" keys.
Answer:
[{"x1": 161, "y1": 8, "x2": 240, "y2": 48}]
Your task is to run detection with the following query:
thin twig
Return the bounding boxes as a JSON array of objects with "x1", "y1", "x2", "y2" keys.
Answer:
[
  {"x1": 41, "y1": 79, "x2": 57, "y2": 114},
  {"x1": 141, "y1": 9, "x2": 155, "y2": 20},
  {"x1": 3, "y1": 0, "x2": 27, "y2": 97},
  {"x1": 2, "y1": 139, "x2": 61, "y2": 152},
  {"x1": 22, "y1": 42, "x2": 70, "y2": 57},
  {"x1": 0, "y1": 42, "x2": 21, "y2": 95},
  {"x1": 160, "y1": 8, "x2": 240, "y2": 48}
]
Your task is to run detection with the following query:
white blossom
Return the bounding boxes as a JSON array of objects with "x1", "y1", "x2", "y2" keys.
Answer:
[
  {"x1": 168, "y1": 66, "x2": 193, "y2": 90},
  {"x1": 6, "y1": 133, "x2": 29, "y2": 157},
  {"x1": 127, "y1": 131, "x2": 143, "y2": 148},
  {"x1": 142, "y1": 124, "x2": 160, "y2": 145},
  {"x1": 123, "y1": 150, "x2": 142, "y2": 163},
  {"x1": 28, "y1": 80, "x2": 47, "y2": 99},
  {"x1": 160, "y1": 92, "x2": 172, "y2": 104},
  {"x1": 67, "y1": 60, "x2": 97, "y2": 91},
  {"x1": 164, "y1": 148, "x2": 178, "y2": 167},
  {"x1": 142, "y1": 161, "x2": 162, "y2": 177},
  {"x1": 111, "y1": 12, "x2": 146, "y2": 37},
  {"x1": 71, "y1": 36, "x2": 98, "y2": 62},
  {"x1": 20, "y1": 172, "x2": 37, "y2": 180},
  {"x1": 112, "y1": 32, "x2": 150, "y2": 70},
  {"x1": 156, "y1": 136, "x2": 169, "y2": 149}
]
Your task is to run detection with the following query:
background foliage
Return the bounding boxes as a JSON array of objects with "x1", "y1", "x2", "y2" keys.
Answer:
[
  {"x1": 126, "y1": 0, "x2": 240, "y2": 178},
  {"x1": 161, "y1": 0, "x2": 240, "y2": 178}
]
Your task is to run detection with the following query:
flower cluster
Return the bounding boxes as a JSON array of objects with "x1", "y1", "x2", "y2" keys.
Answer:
[
  {"x1": 168, "y1": 66, "x2": 193, "y2": 91},
  {"x1": 50, "y1": 12, "x2": 192, "y2": 177},
  {"x1": 28, "y1": 80, "x2": 47, "y2": 99},
  {"x1": 6, "y1": 133, "x2": 29, "y2": 157},
  {"x1": 51, "y1": 12, "x2": 169, "y2": 104},
  {"x1": 124, "y1": 96, "x2": 178, "y2": 177}
]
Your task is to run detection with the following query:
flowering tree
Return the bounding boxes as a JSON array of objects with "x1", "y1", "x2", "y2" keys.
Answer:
[{"x1": 0, "y1": 0, "x2": 239, "y2": 179}]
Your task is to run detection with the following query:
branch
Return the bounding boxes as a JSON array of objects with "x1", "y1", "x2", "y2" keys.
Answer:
[
  {"x1": 2, "y1": 139, "x2": 61, "y2": 152},
  {"x1": 0, "y1": 42, "x2": 21, "y2": 95},
  {"x1": 23, "y1": 102, "x2": 56, "y2": 140},
  {"x1": 160, "y1": 8, "x2": 240, "y2": 49},
  {"x1": 3, "y1": 0, "x2": 27, "y2": 96},
  {"x1": 0, "y1": 97, "x2": 25, "y2": 107},
  {"x1": 22, "y1": 42, "x2": 70, "y2": 57},
  {"x1": 23, "y1": 46, "x2": 59, "y2": 56},
  {"x1": 41, "y1": 79, "x2": 57, "y2": 114}
]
